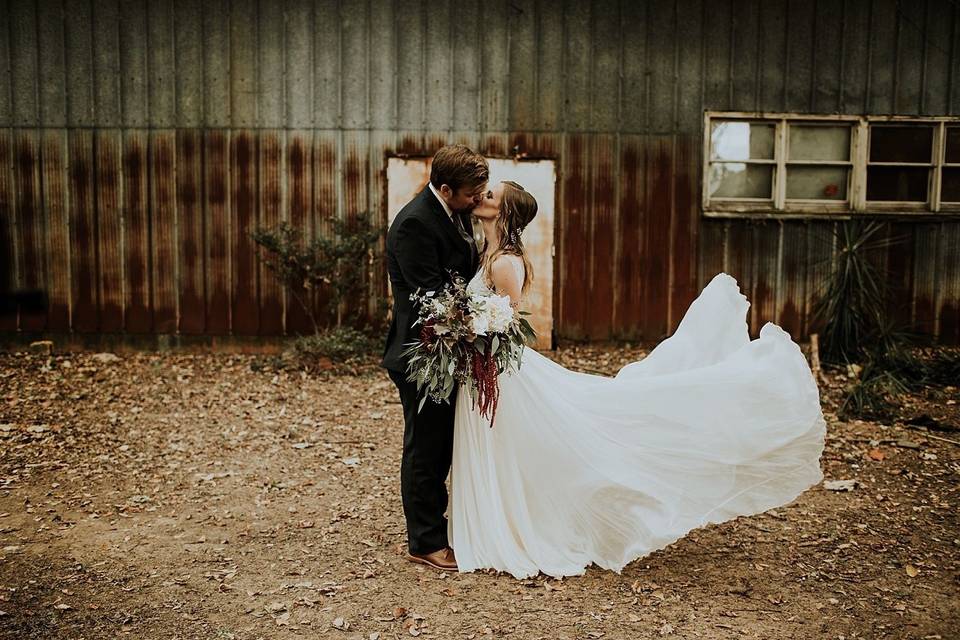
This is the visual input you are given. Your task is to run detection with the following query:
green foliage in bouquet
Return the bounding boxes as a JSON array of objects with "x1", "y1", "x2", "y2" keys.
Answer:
[{"x1": 401, "y1": 271, "x2": 536, "y2": 423}]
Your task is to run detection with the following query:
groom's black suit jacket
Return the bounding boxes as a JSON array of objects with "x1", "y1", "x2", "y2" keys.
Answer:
[{"x1": 381, "y1": 185, "x2": 478, "y2": 373}]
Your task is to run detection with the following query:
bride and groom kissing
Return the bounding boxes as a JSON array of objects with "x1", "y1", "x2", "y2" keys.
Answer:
[{"x1": 381, "y1": 144, "x2": 827, "y2": 580}]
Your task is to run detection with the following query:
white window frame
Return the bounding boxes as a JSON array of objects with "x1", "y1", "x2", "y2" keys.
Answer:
[{"x1": 702, "y1": 111, "x2": 960, "y2": 219}]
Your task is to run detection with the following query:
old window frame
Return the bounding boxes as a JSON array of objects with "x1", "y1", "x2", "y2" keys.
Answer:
[{"x1": 702, "y1": 111, "x2": 960, "y2": 218}]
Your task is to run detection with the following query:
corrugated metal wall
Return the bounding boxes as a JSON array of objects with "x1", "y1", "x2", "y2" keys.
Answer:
[{"x1": 1, "y1": 0, "x2": 958, "y2": 344}]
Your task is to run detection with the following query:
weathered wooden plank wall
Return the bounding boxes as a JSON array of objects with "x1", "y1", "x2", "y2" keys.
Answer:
[{"x1": 0, "y1": 0, "x2": 957, "y2": 345}]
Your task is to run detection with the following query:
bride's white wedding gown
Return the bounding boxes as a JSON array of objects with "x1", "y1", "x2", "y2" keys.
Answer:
[{"x1": 449, "y1": 264, "x2": 826, "y2": 579}]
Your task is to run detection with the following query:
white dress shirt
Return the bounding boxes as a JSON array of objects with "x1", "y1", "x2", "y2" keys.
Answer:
[{"x1": 427, "y1": 181, "x2": 455, "y2": 220}]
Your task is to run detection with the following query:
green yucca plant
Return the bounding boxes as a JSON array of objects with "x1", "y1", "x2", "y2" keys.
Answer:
[{"x1": 810, "y1": 219, "x2": 909, "y2": 366}]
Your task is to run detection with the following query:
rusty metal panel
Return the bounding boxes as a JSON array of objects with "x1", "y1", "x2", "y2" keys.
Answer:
[
  {"x1": 202, "y1": 0, "x2": 230, "y2": 127},
  {"x1": 259, "y1": 131, "x2": 284, "y2": 335},
  {"x1": 147, "y1": 1, "x2": 176, "y2": 127},
  {"x1": 778, "y1": 221, "x2": 809, "y2": 340},
  {"x1": 259, "y1": 2, "x2": 286, "y2": 129},
  {"x1": 204, "y1": 130, "x2": 231, "y2": 334},
  {"x1": 284, "y1": 130, "x2": 316, "y2": 334},
  {"x1": 563, "y1": 0, "x2": 591, "y2": 133},
  {"x1": 313, "y1": 133, "x2": 339, "y2": 327},
  {"x1": 895, "y1": 0, "x2": 925, "y2": 115},
  {"x1": 151, "y1": 131, "x2": 178, "y2": 332},
  {"x1": 176, "y1": 129, "x2": 205, "y2": 334},
  {"x1": 229, "y1": 131, "x2": 258, "y2": 335},
  {"x1": 750, "y1": 221, "x2": 780, "y2": 337},
  {"x1": 174, "y1": 0, "x2": 204, "y2": 127},
  {"x1": 937, "y1": 223, "x2": 960, "y2": 343},
  {"x1": 839, "y1": 0, "x2": 871, "y2": 113},
  {"x1": 314, "y1": 0, "x2": 341, "y2": 129},
  {"x1": 676, "y1": 0, "x2": 704, "y2": 133},
  {"x1": 229, "y1": 0, "x2": 257, "y2": 128},
  {"x1": 65, "y1": 0, "x2": 95, "y2": 126},
  {"x1": 508, "y1": 0, "x2": 537, "y2": 132},
  {"x1": 669, "y1": 134, "x2": 699, "y2": 334},
  {"x1": 119, "y1": 0, "x2": 149, "y2": 127},
  {"x1": 758, "y1": 1, "x2": 788, "y2": 112},
  {"x1": 122, "y1": 130, "x2": 151, "y2": 332},
  {"x1": 731, "y1": 0, "x2": 760, "y2": 114},
  {"x1": 588, "y1": 134, "x2": 616, "y2": 338},
  {"x1": 95, "y1": 131, "x2": 124, "y2": 331},
  {"x1": 93, "y1": 0, "x2": 122, "y2": 126},
  {"x1": 0, "y1": 131, "x2": 16, "y2": 331},
  {"x1": 613, "y1": 135, "x2": 646, "y2": 339},
  {"x1": 0, "y1": 6, "x2": 10, "y2": 126},
  {"x1": 912, "y1": 223, "x2": 940, "y2": 336},
  {"x1": 37, "y1": 0, "x2": 67, "y2": 127},
  {"x1": 620, "y1": 1, "x2": 648, "y2": 134},
  {"x1": 39, "y1": 131, "x2": 71, "y2": 331},
  {"x1": 868, "y1": 0, "x2": 898, "y2": 114},
  {"x1": 648, "y1": 2, "x2": 676, "y2": 134},
  {"x1": 924, "y1": 2, "x2": 953, "y2": 115},
  {"x1": 804, "y1": 221, "x2": 837, "y2": 336},
  {"x1": 481, "y1": 0, "x2": 509, "y2": 132},
  {"x1": 784, "y1": 0, "x2": 815, "y2": 112},
  {"x1": 697, "y1": 217, "x2": 726, "y2": 302},
  {"x1": 424, "y1": 2, "x2": 453, "y2": 130},
  {"x1": 591, "y1": 0, "x2": 619, "y2": 133},
  {"x1": 395, "y1": 2, "x2": 425, "y2": 131},
  {"x1": 886, "y1": 222, "x2": 916, "y2": 332},
  {"x1": 451, "y1": 2, "x2": 480, "y2": 131},
  {"x1": 812, "y1": 0, "x2": 843, "y2": 113},
  {"x1": 641, "y1": 135, "x2": 673, "y2": 339},
  {"x1": 702, "y1": 0, "x2": 731, "y2": 114},
  {"x1": 10, "y1": 1, "x2": 38, "y2": 127},
  {"x1": 558, "y1": 134, "x2": 589, "y2": 338},
  {"x1": 13, "y1": 131, "x2": 44, "y2": 331},
  {"x1": 286, "y1": 0, "x2": 316, "y2": 129},
  {"x1": 68, "y1": 130, "x2": 98, "y2": 332},
  {"x1": 536, "y1": 1, "x2": 563, "y2": 132},
  {"x1": 341, "y1": 0, "x2": 370, "y2": 130}
]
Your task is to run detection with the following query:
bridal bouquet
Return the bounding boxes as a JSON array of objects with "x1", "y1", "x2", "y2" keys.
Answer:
[{"x1": 401, "y1": 271, "x2": 537, "y2": 426}]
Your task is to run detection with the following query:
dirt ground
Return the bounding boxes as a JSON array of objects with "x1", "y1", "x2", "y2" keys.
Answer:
[{"x1": 1, "y1": 343, "x2": 958, "y2": 640}]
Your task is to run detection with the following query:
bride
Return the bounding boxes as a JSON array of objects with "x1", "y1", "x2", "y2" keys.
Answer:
[{"x1": 448, "y1": 180, "x2": 826, "y2": 579}]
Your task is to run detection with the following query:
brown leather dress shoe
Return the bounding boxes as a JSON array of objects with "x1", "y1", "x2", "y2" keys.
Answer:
[{"x1": 407, "y1": 546, "x2": 458, "y2": 572}]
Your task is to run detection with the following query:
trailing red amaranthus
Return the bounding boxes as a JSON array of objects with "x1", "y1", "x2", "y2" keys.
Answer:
[{"x1": 400, "y1": 269, "x2": 537, "y2": 419}]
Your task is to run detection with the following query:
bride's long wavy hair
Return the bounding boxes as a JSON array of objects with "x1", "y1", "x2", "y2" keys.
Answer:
[{"x1": 481, "y1": 180, "x2": 537, "y2": 295}]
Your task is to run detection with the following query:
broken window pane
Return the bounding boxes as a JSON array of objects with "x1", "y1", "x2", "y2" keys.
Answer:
[
  {"x1": 786, "y1": 166, "x2": 848, "y2": 200},
  {"x1": 710, "y1": 121, "x2": 775, "y2": 161},
  {"x1": 866, "y1": 166, "x2": 929, "y2": 202},
  {"x1": 869, "y1": 125, "x2": 933, "y2": 163},
  {"x1": 788, "y1": 125, "x2": 851, "y2": 161},
  {"x1": 708, "y1": 163, "x2": 773, "y2": 198}
]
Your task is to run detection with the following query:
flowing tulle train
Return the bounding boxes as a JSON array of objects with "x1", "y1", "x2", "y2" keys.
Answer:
[{"x1": 449, "y1": 271, "x2": 826, "y2": 579}]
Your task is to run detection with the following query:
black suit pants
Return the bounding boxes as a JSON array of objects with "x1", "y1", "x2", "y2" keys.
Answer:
[{"x1": 387, "y1": 368, "x2": 458, "y2": 555}]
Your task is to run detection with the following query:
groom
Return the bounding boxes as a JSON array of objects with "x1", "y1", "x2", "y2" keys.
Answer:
[{"x1": 381, "y1": 144, "x2": 488, "y2": 571}]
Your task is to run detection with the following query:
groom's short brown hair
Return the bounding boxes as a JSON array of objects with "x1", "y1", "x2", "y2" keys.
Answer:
[{"x1": 430, "y1": 144, "x2": 489, "y2": 192}]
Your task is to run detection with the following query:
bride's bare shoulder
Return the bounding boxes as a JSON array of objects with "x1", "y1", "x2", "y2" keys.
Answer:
[{"x1": 488, "y1": 254, "x2": 525, "y2": 302}]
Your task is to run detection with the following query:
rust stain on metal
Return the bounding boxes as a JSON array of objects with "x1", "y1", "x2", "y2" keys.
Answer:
[
  {"x1": 95, "y1": 132, "x2": 124, "y2": 333},
  {"x1": 614, "y1": 139, "x2": 644, "y2": 339},
  {"x1": 14, "y1": 135, "x2": 45, "y2": 331},
  {"x1": 258, "y1": 132, "x2": 283, "y2": 336},
  {"x1": 151, "y1": 133, "x2": 177, "y2": 333},
  {"x1": 560, "y1": 135, "x2": 588, "y2": 337},
  {"x1": 641, "y1": 137, "x2": 673, "y2": 340},
  {"x1": 69, "y1": 131, "x2": 98, "y2": 333},
  {"x1": 230, "y1": 131, "x2": 258, "y2": 335},
  {"x1": 176, "y1": 129, "x2": 205, "y2": 335},
  {"x1": 284, "y1": 133, "x2": 314, "y2": 334},
  {"x1": 122, "y1": 132, "x2": 151, "y2": 333},
  {"x1": 205, "y1": 130, "x2": 231, "y2": 334}
]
